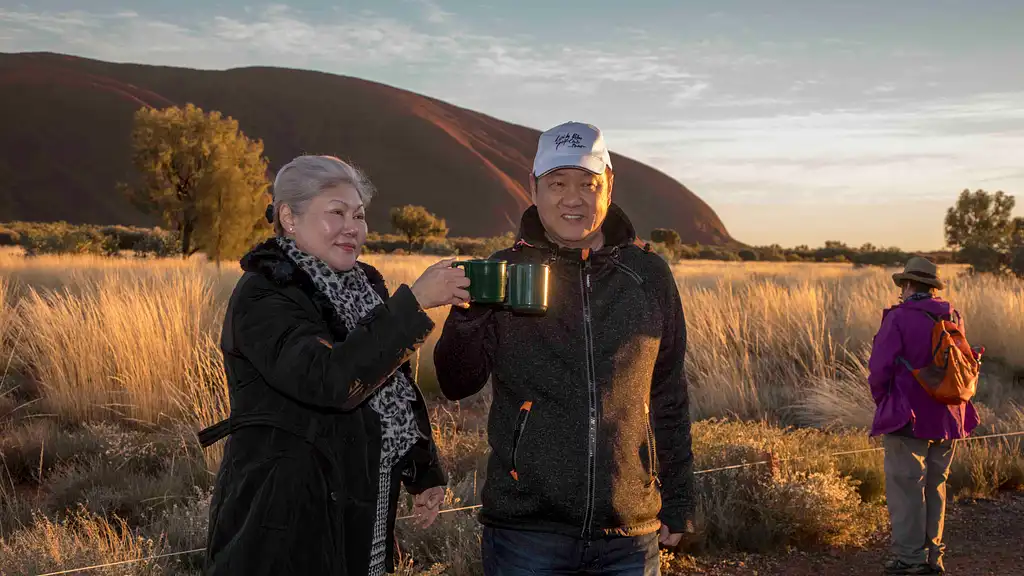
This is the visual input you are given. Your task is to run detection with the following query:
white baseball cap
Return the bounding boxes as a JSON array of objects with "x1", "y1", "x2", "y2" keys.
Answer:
[{"x1": 532, "y1": 121, "x2": 612, "y2": 178}]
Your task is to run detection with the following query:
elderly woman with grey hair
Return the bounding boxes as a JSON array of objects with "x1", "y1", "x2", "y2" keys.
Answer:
[{"x1": 198, "y1": 155, "x2": 470, "y2": 575}]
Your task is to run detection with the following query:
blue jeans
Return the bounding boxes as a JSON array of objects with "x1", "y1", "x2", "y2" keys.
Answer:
[{"x1": 481, "y1": 526, "x2": 660, "y2": 575}]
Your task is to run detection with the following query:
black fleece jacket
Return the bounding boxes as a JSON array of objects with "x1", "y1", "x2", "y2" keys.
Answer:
[{"x1": 433, "y1": 203, "x2": 694, "y2": 539}]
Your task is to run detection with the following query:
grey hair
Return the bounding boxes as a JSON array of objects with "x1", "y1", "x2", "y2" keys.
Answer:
[{"x1": 271, "y1": 155, "x2": 376, "y2": 236}]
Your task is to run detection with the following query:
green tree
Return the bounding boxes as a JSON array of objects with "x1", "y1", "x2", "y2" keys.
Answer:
[
  {"x1": 193, "y1": 153, "x2": 272, "y2": 265},
  {"x1": 1010, "y1": 246, "x2": 1024, "y2": 279},
  {"x1": 944, "y1": 189, "x2": 1016, "y2": 252},
  {"x1": 126, "y1": 103, "x2": 270, "y2": 258},
  {"x1": 1011, "y1": 217, "x2": 1024, "y2": 248},
  {"x1": 390, "y1": 205, "x2": 448, "y2": 249}
]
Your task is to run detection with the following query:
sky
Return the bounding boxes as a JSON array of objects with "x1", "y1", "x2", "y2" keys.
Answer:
[{"x1": 2, "y1": 0, "x2": 1023, "y2": 249}]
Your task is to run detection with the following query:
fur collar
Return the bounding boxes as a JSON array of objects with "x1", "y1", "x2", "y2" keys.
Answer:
[{"x1": 239, "y1": 238, "x2": 387, "y2": 336}]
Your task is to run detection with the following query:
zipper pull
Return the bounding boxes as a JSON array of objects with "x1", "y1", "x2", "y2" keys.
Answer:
[{"x1": 585, "y1": 273, "x2": 591, "y2": 291}]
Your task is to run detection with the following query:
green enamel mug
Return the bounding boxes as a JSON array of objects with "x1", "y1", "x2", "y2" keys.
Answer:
[
  {"x1": 452, "y1": 259, "x2": 507, "y2": 304},
  {"x1": 507, "y1": 263, "x2": 550, "y2": 314}
]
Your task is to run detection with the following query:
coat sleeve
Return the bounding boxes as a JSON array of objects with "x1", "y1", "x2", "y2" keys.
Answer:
[
  {"x1": 433, "y1": 304, "x2": 498, "y2": 401},
  {"x1": 868, "y1": 309, "x2": 903, "y2": 406},
  {"x1": 232, "y1": 277, "x2": 435, "y2": 411},
  {"x1": 650, "y1": 263, "x2": 695, "y2": 533},
  {"x1": 402, "y1": 380, "x2": 448, "y2": 494}
]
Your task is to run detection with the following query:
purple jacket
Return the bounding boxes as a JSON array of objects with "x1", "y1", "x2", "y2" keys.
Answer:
[{"x1": 868, "y1": 296, "x2": 980, "y2": 439}]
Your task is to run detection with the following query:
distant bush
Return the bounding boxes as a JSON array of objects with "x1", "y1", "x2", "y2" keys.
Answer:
[
  {"x1": 365, "y1": 233, "x2": 413, "y2": 254},
  {"x1": 738, "y1": 249, "x2": 758, "y2": 262},
  {"x1": 675, "y1": 244, "x2": 700, "y2": 260},
  {"x1": 957, "y1": 244, "x2": 1005, "y2": 274},
  {"x1": 17, "y1": 222, "x2": 119, "y2": 257},
  {"x1": 1009, "y1": 246, "x2": 1024, "y2": 278},
  {"x1": 450, "y1": 237, "x2": 488, "y2": 257},
  {"x1": 699, "y1": 247, "x2": 741, "y2": 262},
  {"x1": 478, "y1": 232, "x2": 517, "y2": 258},
  {"x1": 132, "y1": 229, "x2": 181, "y2": 258},
  {"x1": 650, "y1": 228, "x2": 681, "y2": 247},
  {"x1": 648, "y1": 242, "x2": 676, "y2": 263},
  {"x1": 0, "y1": 227, "x2": 19, "y2": 246},
  {"x1": 420, "y1": 238, "x2": 458, "y2": 256},
  {"x1": 850, "y1": 248, "x2": 911, "y2": 268},
  {"x1": 99, "y1": 225, "x2": 151, "y2": 251}
]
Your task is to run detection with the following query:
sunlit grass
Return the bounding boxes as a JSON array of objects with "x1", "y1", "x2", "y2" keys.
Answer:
[{"x1": 0, "y1": 251, "x2": 1021, "y2": 575}]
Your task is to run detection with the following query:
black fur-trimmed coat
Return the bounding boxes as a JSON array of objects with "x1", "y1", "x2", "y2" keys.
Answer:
[{"x1": 199, "y1": 239, "x2": 446, "y2": 575}]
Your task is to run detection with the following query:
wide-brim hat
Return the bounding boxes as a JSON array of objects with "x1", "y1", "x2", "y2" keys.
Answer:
[{"x1": 892, "y1": 256, "x2": 944, "y2": 290}]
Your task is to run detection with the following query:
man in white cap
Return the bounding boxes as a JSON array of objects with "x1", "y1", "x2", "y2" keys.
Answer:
[{"x1": 435, "y1": 121, "x2": 695, "y2": 575}]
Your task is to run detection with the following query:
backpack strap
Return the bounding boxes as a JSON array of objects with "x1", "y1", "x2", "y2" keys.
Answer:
[{"x1": 914, "y1": 309, "x2": 941, "y2": 323}]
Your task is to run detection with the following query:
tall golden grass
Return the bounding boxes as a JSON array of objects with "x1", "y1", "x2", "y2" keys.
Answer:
[
  {"x1": 2, "y1": 252, "x2": 1022, "y2": 431},
  {"x1": 1, "y1": 251, "x2": 1022, "y2": 574}
]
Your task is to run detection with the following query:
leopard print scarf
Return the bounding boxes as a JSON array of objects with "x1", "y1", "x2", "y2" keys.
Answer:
[{"x1": 275, "y1": 237, "x2": 424, "y2": 468}]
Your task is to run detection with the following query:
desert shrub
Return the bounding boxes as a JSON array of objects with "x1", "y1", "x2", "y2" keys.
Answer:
[
  {"x1": 648, "y1": 241, "x2": 676, "y2": 263},
  {"x1": 132, "y1": 228, "x2": 181, "y2": 257},
  {"x1": 0, "y1": 421, "x2": 109, "y2": 486},
  {"x1": 698, "y1": 247, "x2": 740, "y2": 261},
  {"x1": 365, "y1": 233, "x2": 411, "y2": 254},
  {"x1": 480, "y1": 232, "x2": 516, "y2": 257},
  {"x1": 1010, "y1": 246, "x2": 1024, "y2": 278},
  {"x1": 99, "y1": 225, "x2": 150, "y2": 251},
  {"x1": 0, "y1": 507, "x2": 165, "y2": 576},
  {"x1": 692, "y1": 420, "x2": 885, "y2": 551},
  {"x1": 141, "y1": 486, "x2": 212, "y2": 559},
  {"x1": 757, "y1": 247, "x2": 786, "y2": 262},
  {"x1": 421, "y1": 238, "x2": 458, "y2": 256},
  {"x1": 851, "y1": 248, "x2": 912, "y2": 268},
  {"x1": 0, "y1": 227, "x2": 20, "y2": 246},
  {"x1": 957, "y1": 244, "x2": 1005, "y2": 274},
  {"x1": 449, "y1": 237, "x2": 487, "y2": 257},
  {"x1": 650, "y1": 228, "x2": 681, "y2": 247},
  {"x1": 675, "y1": 244, "x2": 700, "y2": 260},
  {"x1": 40, "y1": 430, "x2": 209, "y2": 527},
  {"x1": 738, "y1": 249, "x2": 758, "y2": 262},
  {"x1": 18, "y1": 223, "x2": 119, "y2": 257},
  {"x1": 394, "y1": 474, "x2": 482, "y2": 576}
]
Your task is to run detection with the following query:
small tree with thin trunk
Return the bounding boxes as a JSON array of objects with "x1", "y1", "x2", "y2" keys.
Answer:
[{"x1": 390, "y1": 205, "x2": 448, "y2": 250}]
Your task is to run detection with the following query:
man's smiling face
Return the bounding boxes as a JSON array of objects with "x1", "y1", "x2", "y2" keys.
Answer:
[{"x1": 532, "y1": 167, "x2": 613, "y2": 249}]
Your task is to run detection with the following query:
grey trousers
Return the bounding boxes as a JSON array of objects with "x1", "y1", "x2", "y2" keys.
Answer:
[{"x1": 882, "y1": 434, "x2": 955, "y2": 565}]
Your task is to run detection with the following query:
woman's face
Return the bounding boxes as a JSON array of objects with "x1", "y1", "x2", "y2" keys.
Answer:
[{"x1": 286, "y1": 184, "x2": 367, "y2": 271}]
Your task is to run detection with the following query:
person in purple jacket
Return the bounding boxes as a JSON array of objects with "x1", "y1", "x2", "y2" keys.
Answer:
[{"x1": 868, "y1": 256, "x2": 980, "y2": 576}]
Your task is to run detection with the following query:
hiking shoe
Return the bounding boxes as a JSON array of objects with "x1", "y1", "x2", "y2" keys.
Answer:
[{"x1": 884, "y1": 559, "x2": 937, "y2": 575}]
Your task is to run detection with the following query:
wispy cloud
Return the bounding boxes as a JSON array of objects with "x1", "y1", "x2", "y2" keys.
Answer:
[
  {"x1": 611, "y1": 92, "x2": 1024, "y2": 207},
  {"x1": 410, "y1": 0, "x2": 453, "y2": 24},
  {"x1": 670, "y1": 81, "x2": 711, "y2": 106},
  {"x1": 0, "y1": 6, "x2": 705, "y2": 87}
]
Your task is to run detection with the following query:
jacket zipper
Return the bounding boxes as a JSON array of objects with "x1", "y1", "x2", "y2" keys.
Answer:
[
  {"x1": 580, "y1": 260, "x2": 598, "y2": 539},
  {"x1": 510, "y1": 401, "x2": 533, "y2": 481},
  {"x1": 644, "y1": 402, "x2": 659, "y2": 487}
]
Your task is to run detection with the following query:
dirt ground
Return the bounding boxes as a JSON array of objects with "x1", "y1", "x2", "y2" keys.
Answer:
[{"x1": 677, "y1": 491, "x2": 1024, "y2": 576}]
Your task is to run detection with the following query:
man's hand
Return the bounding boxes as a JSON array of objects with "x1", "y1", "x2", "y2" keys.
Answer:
[
  {"x1": 659, "y1": 519, "x2": 697, "y2": 548},
  {"x1": 659, "y1": 524, "x2": 682, "y2": 547},
  {"x1": 411, "y1": 486, "x2": 445, "y2": 529}
]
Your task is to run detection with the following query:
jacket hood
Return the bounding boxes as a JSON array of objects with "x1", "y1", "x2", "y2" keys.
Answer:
[{"x1": 513, "y1": 203, "x2": 644, "y2": 261}]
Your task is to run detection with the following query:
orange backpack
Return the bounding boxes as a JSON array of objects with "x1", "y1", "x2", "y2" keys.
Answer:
[{"x1": 899, "y1": 309, "x2": 982, "y2": 405}]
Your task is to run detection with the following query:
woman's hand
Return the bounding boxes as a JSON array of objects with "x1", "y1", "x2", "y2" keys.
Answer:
[
  {"x1": 411, "y1": 486, "x2": 445, "y2": 528},
  {"x1": 410, "y1": 259, "x2": 470, "y2": 310}
]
